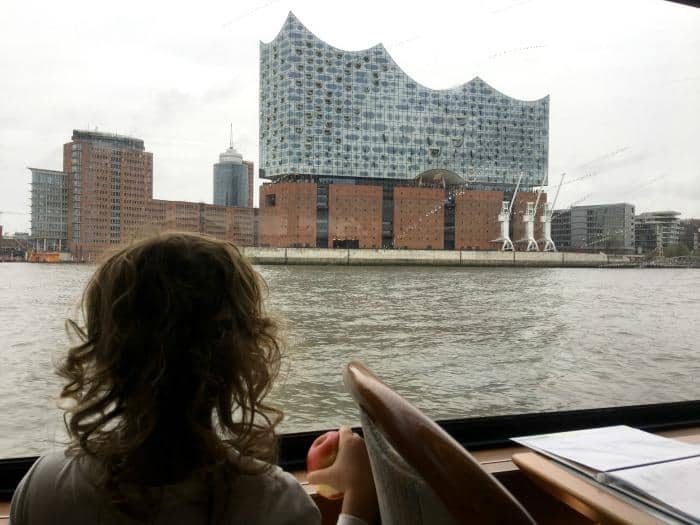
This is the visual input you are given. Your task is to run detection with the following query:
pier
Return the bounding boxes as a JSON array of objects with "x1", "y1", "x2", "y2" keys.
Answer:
[{"x1": 242, "y1": 247, "x2": 611, "y2": 267}]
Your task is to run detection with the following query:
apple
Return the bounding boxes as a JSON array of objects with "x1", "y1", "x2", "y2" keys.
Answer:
[{"x1": 306, "y1": 430, "x2": 343, "y2": 499}]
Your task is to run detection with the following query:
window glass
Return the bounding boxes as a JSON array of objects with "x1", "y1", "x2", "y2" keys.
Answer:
[{"x1": 0, "y1": 0, "x2": 699, "y2": 459}]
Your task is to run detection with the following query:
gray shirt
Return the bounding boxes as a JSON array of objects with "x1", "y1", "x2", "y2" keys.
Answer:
[{"x1": 10, "y1": 452, "x2": 365, "y2": 525}]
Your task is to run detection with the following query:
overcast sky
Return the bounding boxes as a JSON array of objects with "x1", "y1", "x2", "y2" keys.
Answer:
[{"x1": 1, "y1": 0, "x2": 698, "y2": 234}]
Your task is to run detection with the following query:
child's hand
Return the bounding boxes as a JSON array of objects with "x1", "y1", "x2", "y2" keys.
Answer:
[{"x1": 307, "y1": 426, "x2": 378, "y2": 523}]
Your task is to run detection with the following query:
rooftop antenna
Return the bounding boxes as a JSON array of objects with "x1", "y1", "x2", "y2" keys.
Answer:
[{"x1": 229, "y1": 123, "x2": 233, "y2": 149}]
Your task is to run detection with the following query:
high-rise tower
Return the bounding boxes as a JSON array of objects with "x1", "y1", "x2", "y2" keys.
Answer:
[
  {"x1": 213, "y1": 127, "x2": 254, "y2": 208},
  {"x1": 63, "y1": 130, "x2": 153, "y2": 260}
]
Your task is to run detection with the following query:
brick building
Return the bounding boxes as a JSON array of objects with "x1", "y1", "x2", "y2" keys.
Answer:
[
  {"x1": 328, "y1": 185, "x2": 382, "y2": 248},
  {"x1": 393, "y1": 187, "x2": 445, "y2": 250},
  {"x1": 257, "y1": 179, "x2": 534, "y2": 251},
  {"x1": 258, "y1": 182, "x2": 317, "y2": 247},
  {"x1": 63, "y1": 131, "x2": 153, "y2": 259},
  {"x1": 454, "y1": 190, "x2": 504, "y2": 250},
  {"x1": 28, "y1": 130, "x2": 254, "y2": 261},
  {"x1": 145, "y1": 200, "x2": 254, "y2": 247}
]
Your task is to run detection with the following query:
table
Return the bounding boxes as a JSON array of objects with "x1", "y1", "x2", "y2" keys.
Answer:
[{"x1": 512, "y1": 452, "x2": 688, "y2": 525}]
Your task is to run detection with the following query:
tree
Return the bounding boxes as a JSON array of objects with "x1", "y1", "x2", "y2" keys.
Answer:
[{"x1": 664, "y1": 244, "x2": 689, "y2": 257}]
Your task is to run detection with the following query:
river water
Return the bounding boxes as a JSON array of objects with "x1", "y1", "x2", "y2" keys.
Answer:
[{"x1": 1, "y1": 262, "x2": 699, "y2": 458}]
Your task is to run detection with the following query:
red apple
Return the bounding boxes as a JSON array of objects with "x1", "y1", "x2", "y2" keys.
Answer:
[{"x1": 306, "y1": 430, "x2": 343, "y2": 499}]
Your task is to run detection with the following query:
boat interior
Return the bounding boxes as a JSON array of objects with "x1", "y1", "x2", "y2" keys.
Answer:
[{"x1": 2, "y1": 361, "x2": 699, "y2": 525}]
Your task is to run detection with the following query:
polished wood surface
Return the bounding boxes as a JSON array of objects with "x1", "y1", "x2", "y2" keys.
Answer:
[
  {"x1": 1, "y1": 501, "x2": 8, "y2": 525},
  {"x1": 513, "y1": 453, "x2": 670, "y2": 525},
  {"x1": 512, "y1": 428, "x2": 700, "y2": 525},
  {"x1": 343, "y1": 360, "x2": 536, "y2": 525}
]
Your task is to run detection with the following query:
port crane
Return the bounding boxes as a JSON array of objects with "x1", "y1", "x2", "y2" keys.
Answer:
[
  {"x1": 494, "y1": 172, "x2": 523, "y2": 251},
  {"x1": 539, "y1": 173, "x2": 565, "y2": 252}
]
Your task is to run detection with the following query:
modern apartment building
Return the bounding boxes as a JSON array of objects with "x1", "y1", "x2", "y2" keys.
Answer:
[
  {"x1": 257, "y1": 12, "x2": 550, "y2": 248},
  {"x1": 550, "y1": 204, "x2": 635, "y2": 253},
  {"x1": 28, "y1": 168, "x2": 67, "y2": 252},
  {"x1": 635, "y1": 211, "x2": 682, "y2": 254}
]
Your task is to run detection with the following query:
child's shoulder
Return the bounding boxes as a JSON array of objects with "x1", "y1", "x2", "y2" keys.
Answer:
[
  {"x1": 220, "y1": 456, "x2": 322, "y2": 524},
  {"x1": 232, "y1": 456, "x2": 307, "y2": 499}
]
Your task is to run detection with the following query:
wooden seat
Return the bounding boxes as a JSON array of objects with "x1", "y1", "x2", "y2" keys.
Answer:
[{"x1": 343, "y1": 361, "x2": 536, "y2": 525}]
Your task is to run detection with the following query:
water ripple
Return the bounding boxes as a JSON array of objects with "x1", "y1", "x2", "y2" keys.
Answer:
[{"x1": 1, "y1": 263, "x2": 699, "y2": 457}]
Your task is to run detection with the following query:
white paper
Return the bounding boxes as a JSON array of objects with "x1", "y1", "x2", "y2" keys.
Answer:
[
  {"x1": 513, "y1": 425, "x2": 700, "y2": 472},
  {"x1": 608, "y1": 456, "x2": 700, "y2": 522}
]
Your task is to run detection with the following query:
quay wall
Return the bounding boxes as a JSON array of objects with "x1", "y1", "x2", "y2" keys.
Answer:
[{"x1": 242, "y1": 247, "x2": 609, "y2": 267}]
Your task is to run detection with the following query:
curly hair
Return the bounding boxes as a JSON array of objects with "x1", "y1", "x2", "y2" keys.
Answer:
[{"x1": 58, "y1": 232, "x2": 283, "y2": 519}]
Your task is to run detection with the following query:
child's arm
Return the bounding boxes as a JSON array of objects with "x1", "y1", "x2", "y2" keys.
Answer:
[{"x1": 306, "y1": 426, "x2": 378, "y2": 524}]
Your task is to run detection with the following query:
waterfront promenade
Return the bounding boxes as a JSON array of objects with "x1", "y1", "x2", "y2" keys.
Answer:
[{"x1": 242, "y1": 247, "x2": 610, "y2": 267}]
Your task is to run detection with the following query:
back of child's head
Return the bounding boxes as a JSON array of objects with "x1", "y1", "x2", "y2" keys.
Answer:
[{"x1": 59, "y1": 233, "x2": 282, "y2": 514}]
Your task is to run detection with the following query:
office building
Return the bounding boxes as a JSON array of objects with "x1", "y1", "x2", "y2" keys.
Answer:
[
  {"x1": 63, "y1": 130, "x2": 153, "y2": 259},
  {"x1": 28, "y1": 168, "x2": 68, "y2": 252},
  {"x1": 570, "y1": 203, "x2": 635, "y2": 253},
  {"x1": 146, "y1": 199, "x2": 255, "y2": 247},
  {"x1": 213, "y1": 141, "x2": 255, "y2": 208},
  {"x1": 550, "y1": 204, "x2": 635, "y2": 253},
  {"x1": 32, "y1": 130, "x2": 256, "y2": 261},
  {"x1": 551, "y1": 209, "x2": 571, "y2": 249}
]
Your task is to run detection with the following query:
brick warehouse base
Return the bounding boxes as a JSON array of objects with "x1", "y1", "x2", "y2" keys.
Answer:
[{"x1": 258, "y1": 179, "x2": 545, "y2": 251}]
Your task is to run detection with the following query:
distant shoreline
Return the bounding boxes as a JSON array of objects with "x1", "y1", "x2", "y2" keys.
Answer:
[{"x1": 4, "y1": 249, "x2": 696, "y2": 268}]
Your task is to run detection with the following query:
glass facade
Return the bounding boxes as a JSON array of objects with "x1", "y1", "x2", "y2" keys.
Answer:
[
  {"x1": 213, "y1": 144, "x2": 252, "y2": 208},
  {"x1": 213, "y1": 162, "x2": 250, "y2": 207},
  {"x1": 260, "y1": 12, "x2": 549, "y2": 187},
  {"x1": 569, "y1": 203, "x2": 636, "y2": 253},
  {"x1": 29, "y1": 168, "x2": 67, "y2": 251}
]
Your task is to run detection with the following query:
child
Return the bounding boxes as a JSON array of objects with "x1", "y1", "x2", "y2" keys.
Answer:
[{"x1": 10, "y1": 233, "x2": 377, "y2": 524}]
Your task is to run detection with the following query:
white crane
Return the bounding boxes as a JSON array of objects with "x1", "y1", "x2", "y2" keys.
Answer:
[
  {"x1": 539, "y1": 173, "x2": 565, "y2": 252},
  {"x1": 493, "y1": 172, "x2": 523, "y2": 251},
  {"x1": 522, "y1": 171, "x2": 549, "y2": 251}
]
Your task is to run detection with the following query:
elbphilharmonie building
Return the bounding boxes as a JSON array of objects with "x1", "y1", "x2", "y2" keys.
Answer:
[{"x1": 259, "y1": 12, "x2": 549, "y2": 188}]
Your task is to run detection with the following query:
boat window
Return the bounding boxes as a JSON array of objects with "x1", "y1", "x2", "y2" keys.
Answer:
[{"x1": 0, "y1": 0, "x2": 699, "y2": 462}]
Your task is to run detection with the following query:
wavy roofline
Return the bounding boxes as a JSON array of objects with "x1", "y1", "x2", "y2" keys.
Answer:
[{"x1": 262, "y1": 11, "x2": 549, "y2": 103}]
